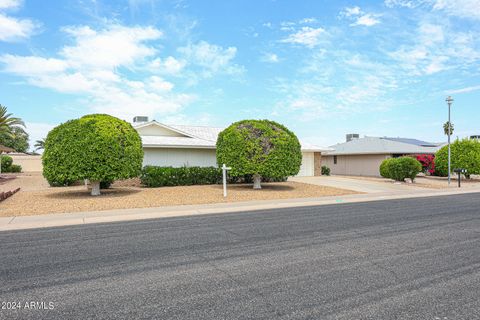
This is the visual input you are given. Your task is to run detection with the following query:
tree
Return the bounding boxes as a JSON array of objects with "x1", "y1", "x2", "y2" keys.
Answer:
[
  {"x1": 0, "y1": 126, "x2": 29, "y2": 153},
  {"x1": 216, "y1": 119, "x2": 302, "y2": 189},
  {"x1": 434, "y1": 138, "x2": 480, "y2": 178},
  {"x1": 0, "y1": 104, "x2": 25, "y2": 138},
  {"x1": 34, "y1": 138, "x2": 46, "y2": 151},
  {"x1": 43, "y1": 114, "x2": 144, "y2": 196},
  {"x1": 443, "y1": 121, "x2": 454, "y2": 136}
]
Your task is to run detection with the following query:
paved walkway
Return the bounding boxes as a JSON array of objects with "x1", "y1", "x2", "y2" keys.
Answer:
[
  {"x1": 290, "y1": 176, "x2": 433, "y2": 193},
  {"x1": 1, "y1": 186, "x2": 479, "y2": 232}
]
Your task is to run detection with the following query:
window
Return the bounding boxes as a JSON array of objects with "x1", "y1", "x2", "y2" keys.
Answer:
[{"x1": 334, "y1": 155, "x2": 337, "y2": 165}]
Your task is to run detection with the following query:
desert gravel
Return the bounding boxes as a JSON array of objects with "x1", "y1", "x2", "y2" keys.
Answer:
[{"x1": 0, "y1": 173, "x2": 357, "y2": 216}]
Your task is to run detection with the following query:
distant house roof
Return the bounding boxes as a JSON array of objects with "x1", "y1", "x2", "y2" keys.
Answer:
[
  {"x1": 325, "y1": 136, "x2": 442, "y2": 156},
  {"x1": 381, "y1": 137, "x2": 439, "y2": 147},
  {"x1": 0, "y1": 145, "x2": 15, "y2": 153},
  {"x1": 134, "y1": 121, "x2": 331, "y2": 152}
]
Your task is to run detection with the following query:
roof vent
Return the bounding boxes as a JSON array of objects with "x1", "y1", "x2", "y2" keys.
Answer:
[
  {"x1": 133, "y1": 116, "x2": 149, "y2": 123},
  {"x1": 346, "y1": 133, "x2": 360, "y2": 142}
]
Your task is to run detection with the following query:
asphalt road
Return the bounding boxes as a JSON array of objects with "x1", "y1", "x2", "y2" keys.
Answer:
[{"x1": 1, "y1": 193, "x2": 480, "y2": 320}]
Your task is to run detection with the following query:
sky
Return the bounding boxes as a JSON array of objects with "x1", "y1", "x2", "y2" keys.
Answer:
[{"x1": 0, "y1": 0, "x2": 479, "y2": 150}]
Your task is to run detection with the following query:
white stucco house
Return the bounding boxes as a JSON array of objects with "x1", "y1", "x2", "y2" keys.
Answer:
[{"x1": 133, "y1": 118, "x2": 330, "y2": 177}]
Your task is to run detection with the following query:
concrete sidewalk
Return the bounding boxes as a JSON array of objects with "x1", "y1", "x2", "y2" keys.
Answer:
[
  {"x1": 290, "y1": 176, "x2": 431, "y2": 193},
  {"x1": 1, "y1": 186, "x2": 479, "y2": 232}
]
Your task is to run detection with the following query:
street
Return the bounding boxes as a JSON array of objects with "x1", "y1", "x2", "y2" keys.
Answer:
[{"x1": 1, "y1": 193, "x2": 480, "y2": 319}]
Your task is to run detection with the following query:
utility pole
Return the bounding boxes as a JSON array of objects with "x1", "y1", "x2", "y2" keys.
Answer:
[{"x1": 446, "y1": 96, "x2": 453, "y2": 185}]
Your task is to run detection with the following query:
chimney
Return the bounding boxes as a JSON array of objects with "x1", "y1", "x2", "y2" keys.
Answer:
[
  {"x1": 133, "y1": 116, "x2": 149, "y2": 123},
  {"x1": 346, "y1": 133, "x2": 360, "y2": 142}
]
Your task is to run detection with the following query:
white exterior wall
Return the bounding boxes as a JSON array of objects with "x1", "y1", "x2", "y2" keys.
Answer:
[
  {"x1": 297, "y1": 152, "x2": 314, "y2": 177},
  {"x1": 143, "y1": 148, "x2": 316, "y2": 177},
  {"x1": 143, "y1": 148, "x2": 217, "y2": 167},
  {"x1": 323, "y1": 154, "x2": 391, "y2": 177}
]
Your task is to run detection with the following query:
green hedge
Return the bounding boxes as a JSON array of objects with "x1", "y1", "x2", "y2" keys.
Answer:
[
  {"x1": 321, "y1": 165, "x2": 330, "y2": 176},
  {"x1": 141, "y1": 166, "x2": 221, "y2": 187},
  {"x1": 1, "y1": 155, "x2": 22, "y2": 173},
  {"x1": 435, "y1": 139, "x2": 480, "y2": 178},
  {"x1": 379, "y1": 157, "x2": 422, "y2": 181},
  {"x1": 140, "y1": 166, "x2": 287, "y2": 187}
]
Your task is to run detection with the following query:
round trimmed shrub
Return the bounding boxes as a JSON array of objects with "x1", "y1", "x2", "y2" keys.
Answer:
[
  {"x1": 379, "y1": 157, "x2": 422, "y2": 181},
  {"x1": 379, "y1": 158, "x2": 394, "y2": 179},
  {"x1": 1, "y1": 155, "x2": 13, "y2": 172},
  {"x1": 43, "y1": 114, "x2": 143, "y2": 195},
  {"x1": 216, "y1": 119, "x2": 302, "y2": 189},
  {"x1": 434, "y1": 139, "x2": 480, "y2": 178}
]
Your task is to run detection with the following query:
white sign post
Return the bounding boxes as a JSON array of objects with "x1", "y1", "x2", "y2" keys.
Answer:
[{"x1": 222, "y1": 163, "x2": 231, "y2": 197}]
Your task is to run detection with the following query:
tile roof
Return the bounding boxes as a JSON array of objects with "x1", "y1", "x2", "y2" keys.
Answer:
[
  {"x1": 325, "y1": 137, "x2": 442, "y2": 155},
  {"x1": 135, "y1": 121, "x2": 330, "y2": 151},
  {"x1": 381, "y1": 137, "x2": 439, "y2": 147}
]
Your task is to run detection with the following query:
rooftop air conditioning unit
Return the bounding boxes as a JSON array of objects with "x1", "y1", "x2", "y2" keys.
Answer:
[
  {"x1": 133, "y1": 116, "x2": 149, "y2": 123},
  {"x1": 346, "y1": 133, "x2": 360, "y2": 142}
]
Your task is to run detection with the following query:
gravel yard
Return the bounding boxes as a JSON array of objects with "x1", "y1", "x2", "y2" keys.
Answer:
[{"x1": 0, "y1": 173, "x2": 357, "y2": 216}]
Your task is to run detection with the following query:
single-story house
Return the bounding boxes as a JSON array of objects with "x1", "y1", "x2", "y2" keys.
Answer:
[
  {"x1": 9, "y1": 153, "x2": 42, "y2": 172},
  {"x1": 134, "y1": 118, "x2": 330, "y2": 177},
  {"x1": 322, "y1": 135, "x2": 443, "y2": 177}
]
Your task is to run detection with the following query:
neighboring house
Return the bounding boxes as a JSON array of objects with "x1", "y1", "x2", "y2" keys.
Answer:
[
  {"x1": 8, "y1": 153, "x2": 42, "y2": 172},
  {"x1": 134, "y1": 118, "x2": 331, "y2": 177},
  {"x1": 323, "y1": 135, "x2": 443, "y2": 177}
]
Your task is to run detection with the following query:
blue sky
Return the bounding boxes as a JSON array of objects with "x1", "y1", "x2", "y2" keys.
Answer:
[{"x1": 0, "y1": 0, "x2": 479, "y2": 150}]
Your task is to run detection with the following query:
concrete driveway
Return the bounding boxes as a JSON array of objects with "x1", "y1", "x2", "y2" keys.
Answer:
[{"x1": 290, "y1": 175, "x2": 428, "y2": 193}]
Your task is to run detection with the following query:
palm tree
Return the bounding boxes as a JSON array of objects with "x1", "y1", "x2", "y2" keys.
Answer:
[
  {"x1": 443, "y1": 121, "x2": 454, "y2": 136},
  {"x1": 0, "y1": 104, "x2": 25, "y2": 137},
  {"x1": 34, "y1": 138, "x2": 46, "y2": 151},
  {"x1": 0, "y1": 104, "x2": 24, "y2": 174}
]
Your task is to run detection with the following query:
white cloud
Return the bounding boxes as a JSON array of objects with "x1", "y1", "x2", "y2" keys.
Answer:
[
  {"x1": 149, "y1": 56, "x2": 186, "y2": 75},
  {"x1": 389, "y1": 21, "x2": 479, "y2": 75},
  {"x1": 341, "y1": 6, "x2": 381, "y2": 27},
  {"x1": 433, "y1": 0, "x2": 480, "y2": 20},
  {"x1": 0, "y1": 0, "x2": 21, "y2": 9},
  {"x1": 299, "y1": 17, "x2": 317, "y2": 24},
  {"x1": 261, "y1": 52, "x2": 279, "y2": 63},
  {"x1": 0, "y1": 24, "x2": 196, "y2": 120},
  {"x1": 178, "y1": 40, "x2": 242, "y2": 77},
  {"x1": 342, "y1": 6, "x2": 361, "y2": 17},
  {"x1": 280, "y1": 27, "x2": 326, "y2": 48},
  {"x1": 0, "y1": 12, "x2": 37, "y2": 41},
  {"x1": 148, "y1": 76, "x2": 174, "y2": 92},
  {"x1": 272, "y1": 53, "x2": 398, "y2": 121},
  {"x1": 386, "y1": 0, "x2": 480, "y2": 19},
  {"x1": 0, "y1": 54, "x2": 68, "y2": 75},
  {"x1": 446, "y1": 84, "x2": 480, "y2": 94},
  {"x1": 60, "y1": 25, "x2": 162, "y2": 69},
  {"x1": 351, "y1": 14, "x2": 381, "y2": 26},
  {"x1": 384, "y1": 0, "x2": 425, "y2": 8}
]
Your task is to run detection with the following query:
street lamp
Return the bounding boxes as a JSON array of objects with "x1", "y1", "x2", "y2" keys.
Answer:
[{"x1": 446, "y1": 96, "x2": 454, "y2": 185}]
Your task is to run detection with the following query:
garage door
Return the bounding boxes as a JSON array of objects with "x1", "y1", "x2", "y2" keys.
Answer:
[{"x1": 296, "y1": 152, "x2": 314, "y2": 176}]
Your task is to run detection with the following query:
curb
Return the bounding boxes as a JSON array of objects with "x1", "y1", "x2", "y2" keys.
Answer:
[{"x1": 1, "y1": 187, "x2": 479, "y2": 232}]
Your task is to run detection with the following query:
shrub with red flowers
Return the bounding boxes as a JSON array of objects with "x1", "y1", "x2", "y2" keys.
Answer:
[{"x1": 415, "y1": 154, "x2": 435, "y2": 175}]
